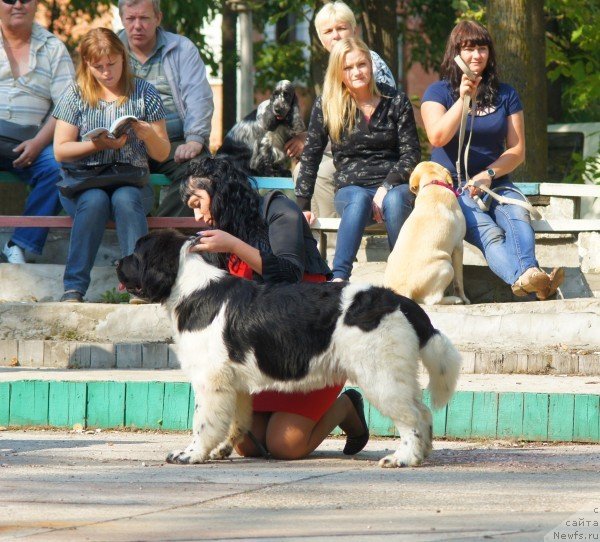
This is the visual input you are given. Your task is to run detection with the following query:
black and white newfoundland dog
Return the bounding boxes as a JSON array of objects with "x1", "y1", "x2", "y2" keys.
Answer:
[
  {"x1": 117, "y1": 230, "x2": 461, "y2": 468},
  {"x1": 216, "y1": 79, "x2": 305, "y2": 177}
]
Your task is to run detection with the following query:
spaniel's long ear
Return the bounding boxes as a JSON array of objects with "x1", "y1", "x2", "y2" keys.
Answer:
[
  {"x1": 261, "y1": 95, "x2": 279, "y2": 131},
  {"x1": 139, "y1": 231, "x2": 186, "y2": 303}
]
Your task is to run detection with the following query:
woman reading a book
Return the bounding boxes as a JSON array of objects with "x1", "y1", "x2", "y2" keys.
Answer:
[{"x1": 53, "y1": 27, "x2": 169, "y2": 303}]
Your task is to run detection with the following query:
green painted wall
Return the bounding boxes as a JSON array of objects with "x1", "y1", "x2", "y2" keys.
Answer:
[{"x1": 0, "y1": 380, "x2": 598, "y2": 442}]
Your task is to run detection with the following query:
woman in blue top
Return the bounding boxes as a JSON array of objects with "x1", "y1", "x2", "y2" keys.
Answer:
[
  {"x1": 421, "y1": 20, "x2": 563, "y2": 300},
  {"x1": 53, "y1": 28, "x2": 169, "y2": 303}
]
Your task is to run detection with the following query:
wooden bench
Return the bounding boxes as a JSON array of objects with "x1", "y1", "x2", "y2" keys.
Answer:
[
  {"x1": 306, "y1": 181, "x2": 600, "y2": 258},
  {"x1": 0, "y1": 173, "x2": 295, "y2": 231},
  {"x1": 2, "y1": 172, "x2": 600, "y2": 261}
]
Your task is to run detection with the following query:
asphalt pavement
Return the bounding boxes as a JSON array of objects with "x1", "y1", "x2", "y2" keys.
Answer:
[{"x1": 1, "y1": 430, "x2": 599, "y2": 541}]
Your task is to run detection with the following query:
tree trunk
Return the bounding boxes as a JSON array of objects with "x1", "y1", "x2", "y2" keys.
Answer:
[
  {"x1": 487, "y1": 0, "x2": 547, "y2": 182},
  {"x1": 221, "y1": 4, "x2": 237, "y2": 136},
  {"x1": 357, "y1": 0, "x2": 398, "y2": 82}
]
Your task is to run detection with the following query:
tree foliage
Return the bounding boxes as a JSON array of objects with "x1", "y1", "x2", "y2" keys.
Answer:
[
  {"x1": 545, "y1": 0, "x2": 600, "y2": 121},
  {"x1": 38, "y1": 0, "x2": 221, "y2": 72},
  {"x1": 160, "y1": 0, "x2": 220, "y2": 73},
  {"x1": 38, "y1": 0, "x2": 113, "y2": 50},
  {"x1": 38, "y1": 0, "x2": 599, "y2": 124},
  {"x1": 249, "y1": 0, "x2": 318, "y2": 92}
]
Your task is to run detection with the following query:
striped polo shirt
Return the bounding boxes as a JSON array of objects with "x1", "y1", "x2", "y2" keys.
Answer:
[
  {"x1": 0, "y1": 23, "x2": 74, "y2": 128},
  {"x1": 53, "y1": 78, "x2": 166, "y2": 168},
  {"x1": 122, "y1": 30, "x2": 183, "y2": 140}
]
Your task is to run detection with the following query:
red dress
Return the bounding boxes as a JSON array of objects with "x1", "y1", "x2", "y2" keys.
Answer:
[{"x1": 228, "y1": 255, "x2": 344, "y2": 421}]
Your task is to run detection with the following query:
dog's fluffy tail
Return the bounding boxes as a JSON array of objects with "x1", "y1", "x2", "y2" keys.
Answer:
[{"x1": 419, "y1": 331, "x2": 461, "y2": 409}]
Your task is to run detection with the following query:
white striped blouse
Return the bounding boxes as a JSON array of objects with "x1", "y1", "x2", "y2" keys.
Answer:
[{"x1": 53, "y1": 78, "x2": 166, "y2": 168}]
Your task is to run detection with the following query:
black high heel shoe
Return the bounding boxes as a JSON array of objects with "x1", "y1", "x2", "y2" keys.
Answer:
[{"x1": 341, "y1": 389, "x2": 370, "y2": 455}]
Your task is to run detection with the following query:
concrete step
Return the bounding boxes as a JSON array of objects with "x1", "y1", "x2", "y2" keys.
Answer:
[
  {"x1": 0, "y1": 228, "x2": 121, "y2": 267},
  {"x1": 4, "y1": 260, "x2": 593, "y2": 304},
  {"x1": 2, "y1": 298, "x2": 599, "y2": 349},
  {"x1": 3, "y1": 227, "x2": 599, "y2": 303},
  {"x1": 1, "y1": 370, "x2": 598, "y2": 442},
  {"x1": 351, "y1": 260, "x2": 596, "y2": 302},
  {"x1": 0, "y1": 300, "x2": 599, "y2": 374},
  {"x1": 347, "y1": 236, "x2": 599, "y2": 301},
  {"x1": 1, "y1": 338, "x2": 598, "y2": 375}
]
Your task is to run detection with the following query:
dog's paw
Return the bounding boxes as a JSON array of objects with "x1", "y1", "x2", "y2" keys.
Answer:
[
  {"x1": 166, "y1": 449, "x2": 209, "y2": 465},
  {"x1": 378, "y1": 450, "x2": 423, "y2": 468},
  {"x1": 378, "y1": 454, "x2": 409, "y2": 468},
  {"x1": 209, "y1": 442, "x2": 234, "y2": 460}
]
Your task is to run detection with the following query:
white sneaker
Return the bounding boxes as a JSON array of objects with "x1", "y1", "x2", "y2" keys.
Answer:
[{"x1": 2, "y1": 242, "x2": 26, "y2": 264}]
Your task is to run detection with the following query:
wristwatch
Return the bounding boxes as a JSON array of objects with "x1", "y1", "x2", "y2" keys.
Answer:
[
  {"x1": 382, "y1": 181, "x2": 394, "y2": 191},
  {"x1": 486, "y1": 168, "x2": 496, "y2": 180}
]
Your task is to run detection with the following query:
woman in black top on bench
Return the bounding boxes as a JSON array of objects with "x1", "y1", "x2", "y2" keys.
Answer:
[{"x1": 296, "y1": 37, "x2": 421, "y2": 281}]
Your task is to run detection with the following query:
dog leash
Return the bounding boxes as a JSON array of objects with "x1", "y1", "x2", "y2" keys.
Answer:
[{"x1": 454, "y1": 57, "x2": 541, "y2": 220}]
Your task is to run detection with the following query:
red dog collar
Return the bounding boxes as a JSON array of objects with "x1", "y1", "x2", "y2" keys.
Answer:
[{"x1": 422, "y1": 179, "x2": 459, "y2": 197}]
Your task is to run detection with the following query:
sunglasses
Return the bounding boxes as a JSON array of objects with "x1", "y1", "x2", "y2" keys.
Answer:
[{"x1": 2, "y1": 0, "x2": 33, "y2": 5}]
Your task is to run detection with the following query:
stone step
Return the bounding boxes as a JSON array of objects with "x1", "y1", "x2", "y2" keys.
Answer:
[
  {"x1": 1, "y1": 338, "x2": 598, "y2": 375},
  {"x1": 4, "y1": 260, "x2": 594, "y2": 304},
  {"x1": 351, "y1": 260, "x2": 597, "y2": 302},
  {"x1": 3, "y1": 227, "x2": 599, "y2": 303},
  {"x1": 1, "y1": 370, "x2": 598, "y2": 442},
  {"x1": 0, "y1": 300, "x2": 599, "y2": 373},
  {"x1": 2, "y1": 298, "x2": 598, "y2": 348},
  {"x1": 347, "y1": 236, "x2": 599, "y2": 301}
]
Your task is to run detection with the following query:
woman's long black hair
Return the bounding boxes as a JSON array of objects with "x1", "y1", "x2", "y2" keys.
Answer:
[
  {"x1": 439, "y1": 20, "x2": 500, "y2": 110},
  {"x1": 181, "y1": 156, "x2": 270, "y2": 251}
]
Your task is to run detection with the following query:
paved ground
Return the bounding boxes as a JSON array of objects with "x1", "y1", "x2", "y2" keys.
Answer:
[{"x1": 1, "y1": 430, "x2": 599, "y2": 541}]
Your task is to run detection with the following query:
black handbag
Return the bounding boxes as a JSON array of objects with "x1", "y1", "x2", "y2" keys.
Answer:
[
  {"x1": 57, "y1": 162, "x2": 150, "y2": 198},
  {"x1": 0, "y1": 120, "x2": 39, "y2": 159}
]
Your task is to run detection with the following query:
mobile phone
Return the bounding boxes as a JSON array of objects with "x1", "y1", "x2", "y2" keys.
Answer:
[{"x1": 454, "y1": 55, "x2": 478, "y2": 81}]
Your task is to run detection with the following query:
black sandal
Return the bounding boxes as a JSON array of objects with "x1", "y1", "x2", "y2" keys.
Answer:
[{"x1": 341, "y1": 389, "x2": 370, "y2": 455}]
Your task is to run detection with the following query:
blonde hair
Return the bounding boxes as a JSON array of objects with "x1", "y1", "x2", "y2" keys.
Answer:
[
  {"x1": 77, "y1": 28, "x2": 134, "y2": 108},
  {"x1": 322, "y1": 37, "x2": 378, "y2": 143},
  {"x1": 315, "y1": 1, "x2": 356, "y2": 45}
]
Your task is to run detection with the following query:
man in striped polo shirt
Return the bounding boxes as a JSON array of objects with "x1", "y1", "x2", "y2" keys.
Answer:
[
  {"x1": 118, "y1": 0, "x2": 214, "y2": 217},
  {"x1": 0, "y1": 0, "x2": 74, "y2": 263}
]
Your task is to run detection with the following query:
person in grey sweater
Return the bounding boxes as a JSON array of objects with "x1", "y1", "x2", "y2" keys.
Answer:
[{"x1": 118, "y1": 0, "x2": 214, "y2": 217}]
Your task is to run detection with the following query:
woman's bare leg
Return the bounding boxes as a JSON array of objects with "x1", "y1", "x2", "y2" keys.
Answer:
[{"x1": 265, "y1": 394, "x2": 364, "y2": 460}]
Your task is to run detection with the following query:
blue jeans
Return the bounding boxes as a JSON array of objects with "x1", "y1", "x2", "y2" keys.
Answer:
[
  {"x1": 458, "y1": 180, "x2": 538, "y2": 285},
  {"x1": 0, "y1": 145, "x2": 62, "y2": 254},
  {"x1": 60, "y1": 184, "x2": 154, "y2": 295},
  {"x1": 332, "y1": 184, "x2": 414, "y2": 280}
]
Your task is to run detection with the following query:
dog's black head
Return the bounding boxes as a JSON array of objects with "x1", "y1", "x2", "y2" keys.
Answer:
[
  {"x1": 116, "y1": 229, "x2": 188, "y2": 304},
  {"x1": 270, "y1": 79, "x2": 296, "y2": 120},
  {"x1": 117, "y1": 229, "x2": 229, "y2": 304}
]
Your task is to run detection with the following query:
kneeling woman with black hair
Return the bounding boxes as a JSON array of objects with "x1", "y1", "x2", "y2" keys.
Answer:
[{"x1": 180, "y1": 156, "x2": 370, "y2": 459}]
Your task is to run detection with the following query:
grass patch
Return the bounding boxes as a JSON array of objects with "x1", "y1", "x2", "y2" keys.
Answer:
[{"x1": 100, "y1": 288, "x2": 130, "y2": 304}]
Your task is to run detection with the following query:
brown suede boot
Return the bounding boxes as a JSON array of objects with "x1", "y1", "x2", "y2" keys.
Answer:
[
  {"x1": 511, "y1": 267, "x2": 551, "y2": 298},
  {"x1": 536, "y1": 267, "x2": 565, "y2": 300}
]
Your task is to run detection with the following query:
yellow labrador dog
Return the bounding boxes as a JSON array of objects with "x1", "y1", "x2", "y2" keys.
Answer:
[{"x1": 385, "y1": 162, "x2": 470, "y2": 305}]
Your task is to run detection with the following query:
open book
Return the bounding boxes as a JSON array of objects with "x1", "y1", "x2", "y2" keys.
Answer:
[{"x1": 81, "y1": 115, "x2": 138, "y2": 141}]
